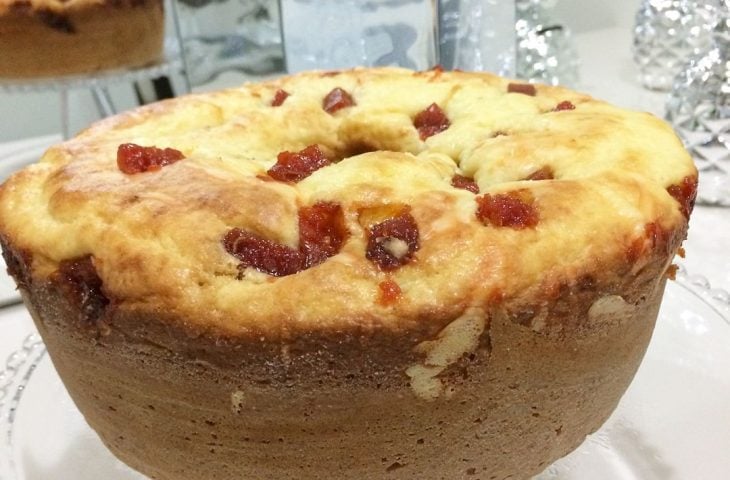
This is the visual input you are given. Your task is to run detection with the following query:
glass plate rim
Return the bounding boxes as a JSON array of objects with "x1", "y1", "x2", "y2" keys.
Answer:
[{"x1": 0, "y1": 265, "x2": 727, "y2": 479}]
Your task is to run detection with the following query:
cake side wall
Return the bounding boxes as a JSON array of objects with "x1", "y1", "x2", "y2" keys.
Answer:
[
  {"x1": 22, "y1": 272, "x2": 666, "y2": 480},
  {"x1": 0, "y1": 1, "x2": 164, "y2": 78}
]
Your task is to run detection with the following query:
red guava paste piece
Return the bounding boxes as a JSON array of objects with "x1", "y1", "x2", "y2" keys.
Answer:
[
  {"x1": 626, "y1": 222, "x2": 673, "y2": 263},
  {"x1": 476, "y1": 192, "x2": 539, "y2": 229},
  {"x1": 223, "y1": 229, "x2": 304, "y2": 277},
  {"x1": 267, "y1": 145, "x2": 331, "y2": 183},
  {"x1": 224, "y1": 202, "x2": 348, "y2": 277},
  {"x1": 57, "y1": 255, "x2": 109, "y2": 323},
  {"x1": 366, "y1": 212, "x2": 420, "y2": 271},
  {"x1": 554, "y1": 100, "x2": 575, "y2": 111},
  {"x1": 378, "y1": 279, "x2": 402, "y2": 305},
  {"x1": 117, "y1": 143, "x2": 184, "y2": 174},
  {"x1": 298, "y1": 202, "x2": 349, "y2": 267},
  {"x1": 271, "y1": 89, "x2": 290, "y2": 107},
  {"x1": 451, "y1": 174, "x2": 480, "y2": 193},
  {"x1": 414, "y1": 103, "x2": 450, "y2": 140},
  {"x1": 323, "y1": 87, "x2": 355, "y2": 114},
  {"x1": 666, "y1": 175, "x2": 698, "y2": 219}
]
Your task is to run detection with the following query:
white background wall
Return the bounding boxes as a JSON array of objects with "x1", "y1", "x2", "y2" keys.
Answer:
[{"x1": 0, "y1": 0, "x2": 639, "y2": 143}]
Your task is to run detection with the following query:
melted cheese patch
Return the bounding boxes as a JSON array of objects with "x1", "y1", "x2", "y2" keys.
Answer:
[
  {"x1": 230, "y1": 390, "x2": 245, "y2": 414},
  {"x1": 406, "y1": 308, "x2": 486, "y2": 400},
  {"x1": 587, "y1": 295, "x2": 637, "y2": 329}
]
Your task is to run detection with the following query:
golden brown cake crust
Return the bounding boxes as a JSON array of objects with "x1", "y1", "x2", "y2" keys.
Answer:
[
  {"x1": 0, "y1": 0, "x2": 163, "y2": 78},
  {"x1": 0, "y1": 68, "x2": 697, "y2": 479},
  {"x1": 0, "y1": 68, "x2": 695, "y2": 338}
]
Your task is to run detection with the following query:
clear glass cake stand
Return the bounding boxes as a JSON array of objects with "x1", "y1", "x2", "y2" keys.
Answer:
[{"x1": 0, "y1": 42, "x2": 184, "y2": 141}]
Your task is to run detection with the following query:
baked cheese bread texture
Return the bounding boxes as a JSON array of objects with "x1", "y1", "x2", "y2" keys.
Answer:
[{"x1": 0, "y1": 68, "x2": 697, "y2": 479}]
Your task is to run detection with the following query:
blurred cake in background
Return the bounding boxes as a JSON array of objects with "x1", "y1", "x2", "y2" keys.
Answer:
[{"x1": 0, "y1": 0, "x2": 164, "y2": 78}]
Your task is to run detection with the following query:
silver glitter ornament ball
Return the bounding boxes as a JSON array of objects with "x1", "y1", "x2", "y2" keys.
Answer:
[
  {"x1": 515, "y1": 0, "x2": 579, "y2": 86},
  {"x1": 633, "y1": 0, "x2": 720, "y2": 91},
  {"x1": 666, "y1": 3, "x2": 730, "y2": 205}
]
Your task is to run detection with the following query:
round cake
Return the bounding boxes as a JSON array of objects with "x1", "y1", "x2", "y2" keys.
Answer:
[
  {"x1": 0, "y1": 68, "x2": 696, "y2": 479},
  {"x1": 0, "y1": 0, "x2": 163, "y2": 78}
]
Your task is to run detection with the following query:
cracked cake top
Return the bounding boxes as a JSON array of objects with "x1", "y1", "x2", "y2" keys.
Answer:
[{"x1": 0, "y1": 67, "x2": 696, "y2": 338}]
